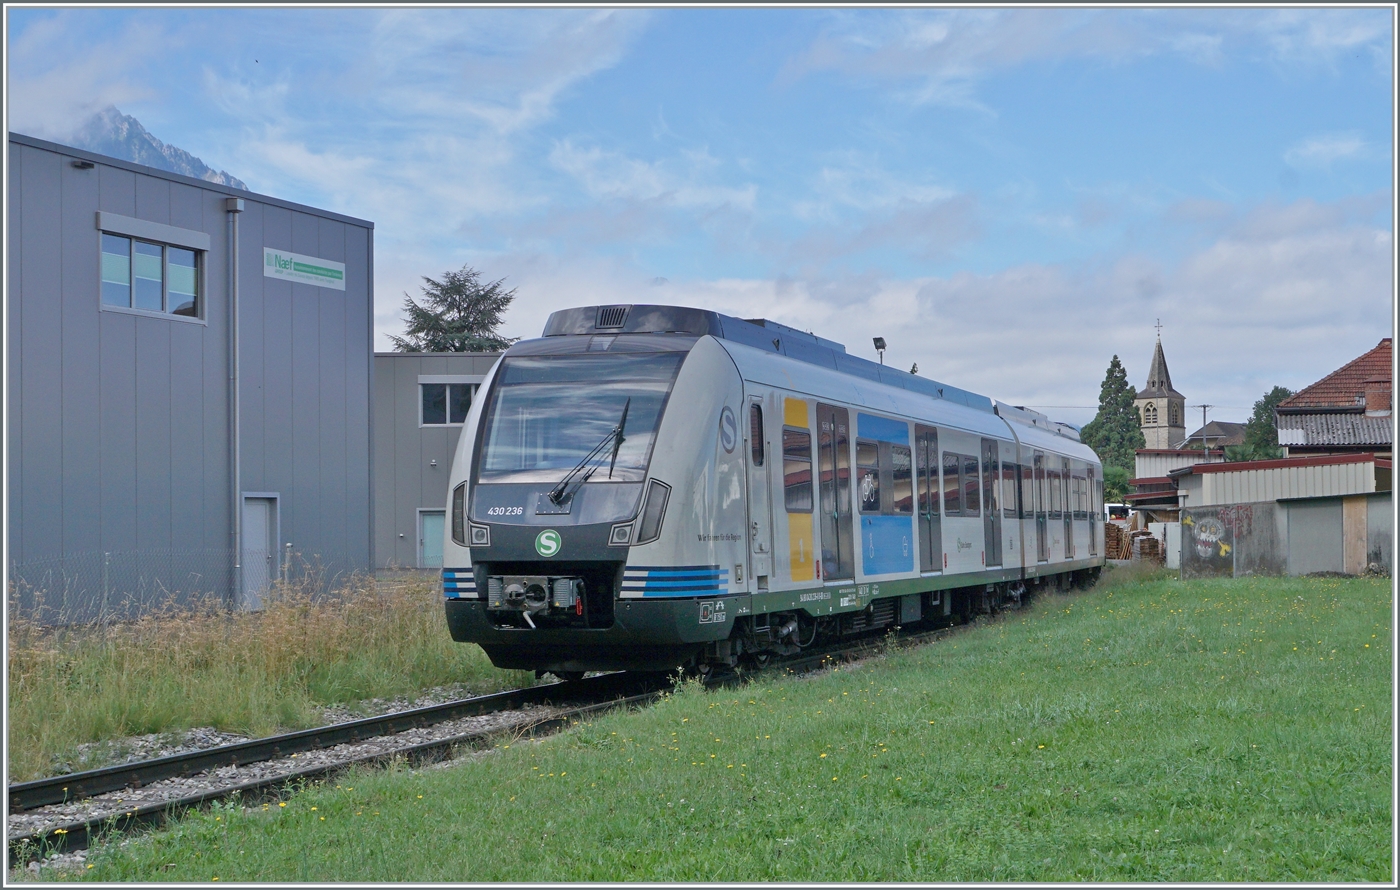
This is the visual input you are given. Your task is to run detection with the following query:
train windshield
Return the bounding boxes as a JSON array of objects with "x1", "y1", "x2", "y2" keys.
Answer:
[{"x1": 477, "y1": 352, "x2": 686, "y2": 484}]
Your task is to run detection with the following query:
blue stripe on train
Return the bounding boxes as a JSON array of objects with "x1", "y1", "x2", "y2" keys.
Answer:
[
  {"x1": 622, "y1": 565, "x2": 729, "y2": 597},
  {"x1": 442, "y1": 567, "x2": 477, "y2": 599}
]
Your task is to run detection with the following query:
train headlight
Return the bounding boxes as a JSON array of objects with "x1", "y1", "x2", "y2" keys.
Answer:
[
  {"x1": 469, "y1": 523, "x2": 490, "y2": 546},
  {"x1": 609, "y1": 524, "x2": 633, "y2": 546}
]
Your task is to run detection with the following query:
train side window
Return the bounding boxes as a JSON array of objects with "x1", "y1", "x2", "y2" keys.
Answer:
[
  {"x1": 856, "y1": 439, "x2": 881, "y2": 513},
  {"x1": 749, "y1": 404, "x2": 765, "y2": 466},
  {"x1": 1048, "y1": 469, "x2": 1062, "y2": 519},
  {"x1": 783, "y1": 427, "x2": 813, "y2": 513},
  {"x1": 890, "y1": 445, "x2": 913, "y2": 514},
  {"x1": 963, "y1": 454, "x2": 981, "y2": 516},
  {"x1": 1002, "y1": 461, "x2": 1019, "y2": 519},
  {"x1": 1020, "y1": 461, "x2": 1033, "y2": 519},
  {"x1": 942, "y1": 451, "x2": 961, "y2": 515}
]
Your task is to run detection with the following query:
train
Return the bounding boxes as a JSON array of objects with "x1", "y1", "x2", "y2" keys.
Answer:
[{"x1": 441, "y1": 304, "x2": 1105, "y2": 678}]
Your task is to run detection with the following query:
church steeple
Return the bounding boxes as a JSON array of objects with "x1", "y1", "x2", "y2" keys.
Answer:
[
  {"x1": 1137, "y1": 337, "x2": 1184, "y2": 400},
  {"x1": 1133, "y1": 322, "x2": 1187, "y2": 448}
]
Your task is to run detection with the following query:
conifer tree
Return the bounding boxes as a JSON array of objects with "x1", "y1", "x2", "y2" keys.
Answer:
[
  {"x1": 390, "y1": 265, "x2": 518, "y2": 353},
  {"x1": 1080, "y1": 355, "x2": 1145, "y2": 477}
]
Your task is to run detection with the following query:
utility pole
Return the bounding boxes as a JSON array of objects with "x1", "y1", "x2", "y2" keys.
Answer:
[{"x1": 1192, "y1": 404, "x2": 1212, "y2": 451}]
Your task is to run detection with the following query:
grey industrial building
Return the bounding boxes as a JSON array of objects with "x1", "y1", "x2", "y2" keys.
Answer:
[
  {"x1": 7, "y1": 133, "x2": 375, "y2": 620},
  {"x1": 372, "y1": 351, "x2": 499, "y2": 571}
]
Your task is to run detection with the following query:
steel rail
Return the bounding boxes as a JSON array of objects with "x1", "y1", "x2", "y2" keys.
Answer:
[
  {"x1": 7, "y1": 691, "x2": 663, "y2": 870},
  {"x1": 8, "y1": 670, "x2": 658, "y2": 814},
  {"x1": 8, "y1": 612, "x2": 992, "y2": 869}
]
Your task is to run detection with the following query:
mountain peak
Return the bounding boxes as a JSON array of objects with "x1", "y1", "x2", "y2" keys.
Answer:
[{"x1": 69, "y1": 106, "x2": 247, "y2": 191}]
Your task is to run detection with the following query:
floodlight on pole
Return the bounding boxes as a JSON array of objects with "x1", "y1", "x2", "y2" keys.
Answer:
[{"x1": 873, "y1": 337, "x2": 886, "y2": 365}]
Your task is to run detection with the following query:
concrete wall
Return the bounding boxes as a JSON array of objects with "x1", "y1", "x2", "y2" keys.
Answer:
[
  {"x1": 1181, "y1": 492, "x2": 1390, "y2": 579},
  {"x1": 1367, "y1": 493, "x2": 1392, "y2": 569},
  {"x1": 7, "y1": 134, "x2": 374, "y2": 619},
  {"x1": 372, "y1": 352, "x2": 499, "y2": 569}
]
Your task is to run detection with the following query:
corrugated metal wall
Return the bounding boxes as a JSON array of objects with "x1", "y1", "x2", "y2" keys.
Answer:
[
  {"x1": 7, "y1": 136, "x2": 374, "y2": 620},
  {"x1": 372, "y1": 352, "x2": 499, "y2": 569},
  {"x1": 1198, "y1": 460, "x2": 1375, "y2": 506}
]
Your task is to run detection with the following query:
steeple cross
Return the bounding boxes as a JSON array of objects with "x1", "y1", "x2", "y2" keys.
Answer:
[{"x1": 1154, "y1": 318, "x2": 1163, "y2": 337}]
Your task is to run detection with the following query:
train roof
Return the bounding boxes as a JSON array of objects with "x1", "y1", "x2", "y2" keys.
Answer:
[{"x1": 540, "y1": 303, "x2": 1085, "y2": 446}]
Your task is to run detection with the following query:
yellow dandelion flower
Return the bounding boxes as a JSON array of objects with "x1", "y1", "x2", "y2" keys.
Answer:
[
  {"x1": 278, "y1": 802, "x2": 287, "y2": 807},
  {"x1": 820, "y1": 753, "x2": 827, "y2": 758},
  {"x1": 311, "y1": 807, "x2": 317, "y2": 811}
]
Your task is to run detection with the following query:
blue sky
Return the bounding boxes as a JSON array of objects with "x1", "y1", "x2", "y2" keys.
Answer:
[{"x1": 7, "y1": 6, "x2": 1394, "y2": 427}]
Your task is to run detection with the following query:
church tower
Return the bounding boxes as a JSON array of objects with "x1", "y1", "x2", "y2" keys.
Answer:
[{"x1": 1134, "y1": 331, "x2": 1186, "y2": 449}]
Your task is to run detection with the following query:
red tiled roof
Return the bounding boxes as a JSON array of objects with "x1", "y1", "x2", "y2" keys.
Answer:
[{"x1": 1278, "y1": 338, "x2": 1392, "y2": 410}]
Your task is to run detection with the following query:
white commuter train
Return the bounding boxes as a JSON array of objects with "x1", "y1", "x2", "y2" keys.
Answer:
[{"x1": 441, "y1": 304, "x2": 1104, "y2": 677}]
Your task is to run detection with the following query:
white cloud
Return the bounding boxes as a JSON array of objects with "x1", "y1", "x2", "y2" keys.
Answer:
[
  {"x1": 409, "y1": 195, "x2": 1392, "y2": 432},
  {"x1": 549, "y1": 140, "x2": 758, "y2": 210},
  {"x1": 1284, "y1": 132, "x2": 1369, "y2": 169},
  {"x1": 6, "y1": 11, "x2": 167, "y2": 140},
  {"x1": 779, "y1": 8, "x2": 1392, "y2": 107}
]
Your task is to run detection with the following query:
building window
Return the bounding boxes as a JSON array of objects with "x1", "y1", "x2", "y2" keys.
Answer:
[
  {"x1": 422, "y1": 383, "x2": 476, "y2": 425},
  {"x1": 101, "y1": 233, "x2": 200, "y2": 317},
  {"x1": 1144, "y1": 403, "x2": 1158, "y2": 424},
  {"x1": 1170, "y1": 404, "x2": 1179, "y2": 425}
]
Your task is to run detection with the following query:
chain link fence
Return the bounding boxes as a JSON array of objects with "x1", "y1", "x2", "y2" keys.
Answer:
[{"x1": 8, "y1": 548, "x2": 365, "y2": 625}]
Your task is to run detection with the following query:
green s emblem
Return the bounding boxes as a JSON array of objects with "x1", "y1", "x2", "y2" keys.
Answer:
[{"x1": 535, "y1": 529, "x2": 562, "y2": 558}]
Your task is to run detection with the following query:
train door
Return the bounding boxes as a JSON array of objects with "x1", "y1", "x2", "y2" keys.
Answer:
[
  {"x1": 981, "y1": 438, "x2": 1002, "y2": 567},
  {"x1": 1033, "y1": 451, "x2": 1048, "y2": 562},
  {"x1": 915, "y1": 425, "x2": 942, "y2": 572},
  {"x1": 1062, "y1": 457, "x2": 1073, "y2": 559},
  {"x1": 1087, "y1": 467, "x2": 1099, "y2": 557},
  {"x1": 816, "y1": 403, "x2": 854, "y2": 580},
  {"x1": 745, "y1": 397, "x2": 774, "y2": 587}
]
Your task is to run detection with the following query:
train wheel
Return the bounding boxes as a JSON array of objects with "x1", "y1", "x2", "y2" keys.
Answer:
[{"x1": 554, "y1": 670, "x2": 585, "y2": 682}]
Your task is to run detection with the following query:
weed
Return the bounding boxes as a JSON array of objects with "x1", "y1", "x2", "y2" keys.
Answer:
[{"x1": 7, "y1": 572, "x2": 529, "y2": 780}]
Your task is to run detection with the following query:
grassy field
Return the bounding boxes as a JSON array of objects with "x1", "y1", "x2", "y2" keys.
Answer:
[
  {"x1": 6, "y1": 573, "x2": 533, "y2": 781},
  {"x1": 33, "y1": 569, "x2": 1394, "y2": 882}
]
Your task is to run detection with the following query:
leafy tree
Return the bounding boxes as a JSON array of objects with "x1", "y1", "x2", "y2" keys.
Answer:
[
  {"x1": 390, "y1": 265, "x2": 518, "y2": 353},
  {"x1": 1225, "y1": 385, "x2": 1294, "y2": 461},
  {"x1": 1079, "y1": 355, "x2": 1145, "y2": 476},
  {"x1": 1102, "y1": 464, "x2": 1131, "y2": 503}
]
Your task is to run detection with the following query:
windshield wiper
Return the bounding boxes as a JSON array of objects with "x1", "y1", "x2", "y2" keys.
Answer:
[
  {"x1": 607, "y1": 398, "x2": 630, "y2": 479},
  {"x1": 547, "y1": 398, "x2": 632, "y2": 505}
]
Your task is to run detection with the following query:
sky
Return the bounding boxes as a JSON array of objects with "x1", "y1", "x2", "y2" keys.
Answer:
[{"x1": 6, "y1": 6, "x2": 1395, "y2": 428}]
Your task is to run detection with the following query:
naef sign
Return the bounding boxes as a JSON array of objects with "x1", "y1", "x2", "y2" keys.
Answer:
[{"x1": 263, "y1": 248, "x2": 346, "y2": 291}]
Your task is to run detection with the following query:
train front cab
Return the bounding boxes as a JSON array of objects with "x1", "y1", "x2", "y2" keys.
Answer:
[{"x1": 443, "y1": 334, "x2": 753, "y2": 674}]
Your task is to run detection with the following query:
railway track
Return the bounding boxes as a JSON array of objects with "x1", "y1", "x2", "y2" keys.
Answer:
[
  {"x1": 7, "y1": 671, "x2": 673, "y2": 868},
  {"x1": 8, "y1": 614, "x2": 978, "y2": 870}
]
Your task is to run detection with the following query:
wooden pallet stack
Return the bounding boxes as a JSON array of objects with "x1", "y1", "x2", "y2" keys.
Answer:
[
  {"x1": 1130, "y1": 530, "x2": 1163, "y2": 563},
  {"x1": 1104, "y1": 522, "x2": 1129, "y2": 560}
]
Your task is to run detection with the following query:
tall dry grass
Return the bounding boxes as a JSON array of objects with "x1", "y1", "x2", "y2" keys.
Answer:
[{"x1": 7, "y1": 570, "x2": 529, "y2": 781}]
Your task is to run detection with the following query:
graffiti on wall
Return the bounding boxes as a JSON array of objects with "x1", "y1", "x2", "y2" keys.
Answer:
[{"x1": 1182, "y1": 508, "x2": 1235, "y2": 577}]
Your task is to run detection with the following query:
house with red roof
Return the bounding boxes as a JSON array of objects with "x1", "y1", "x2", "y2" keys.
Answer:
[{"x1": 1276, "y1": 338, "x2": 1392, "y2": 458}]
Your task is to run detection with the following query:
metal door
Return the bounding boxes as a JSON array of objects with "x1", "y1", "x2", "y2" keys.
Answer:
[
  {"x1": 981, "y1": 439, "x2": 1002, "y2": 567},
  {"x1": 745, "y1": 397, "x2": 774, "y2": 584},
  {"x1": 1062, "y1": 458, "x2": 1073, "y2": 559},
  {"x1": 1033, "y1": 451, "x2": 1048, "y2": 562},
  {"x1": 419, "y1": 510, "x2": 445, "y2": 568},
  {"x1": 816, "y1": 403, "x2": 854, "y2": 580},
  {"x1": 915, "y1": 425, "x2": 942, "y2": 572},
  {"x1": 240, "y1": 497, "x2": 277, "y2": 610}
]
